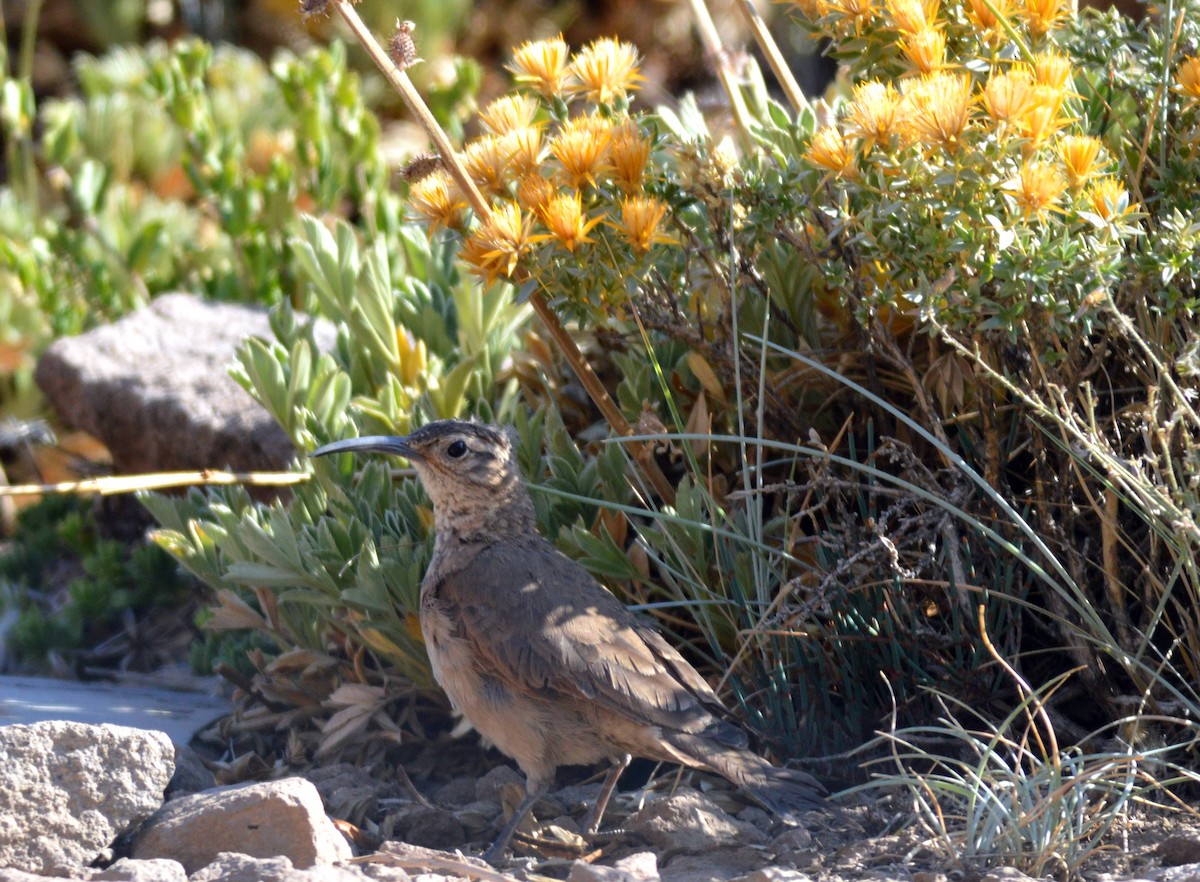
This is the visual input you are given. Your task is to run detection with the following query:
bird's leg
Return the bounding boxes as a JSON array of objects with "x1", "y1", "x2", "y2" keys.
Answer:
[
  {"x1": 583, "y1": 753, "x2": 632, "y2": 834},
  {"x1": 482, "y1": 783, "x2": 544, "y2": 863}
]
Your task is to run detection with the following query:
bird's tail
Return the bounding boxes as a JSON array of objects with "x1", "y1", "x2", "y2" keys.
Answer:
[{"x1": 667, "y1": 732, "x2": 826, "y2": 818}]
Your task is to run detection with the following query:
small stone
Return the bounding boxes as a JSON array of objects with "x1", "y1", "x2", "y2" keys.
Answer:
[
  {"x1": 474, "y1": 765, "x2": 524, "y2": 804},
  {"x1": 912, "y1": 873, "x2": 949, "y2": 882},
  {"x1": 769, "y1": 826, "x2": 813, "y2": 859},
  {"x1": 978, "y1": 868, "x2": 1038, "y2": 882},
  {"x1": 660, "y1": 847, "x2": 767, "y2": 882},
  {"x1": 130, "y1": 777, "x2": 352, "y2": 872},
  {"x1": 433, "y1": 776, "x2": 477, "y2": 806},
  {"x1": 392, "y1": 806, "x2": 466, "y2": 850},
  {"x1": 628, "y1": 790, "x2": 767, "y2": 853},
  {"x1": 732, "y1": 869, "x2": 814, "y2": 882},
  {"x1": 165, "y1": 744, "x2": 216, "y2": 799},
  {"x1": 188, "y1": 853, "x2": 365, "y2": 882},
  {"x1": 0, "y1": 721, "x2": 175, "y2": 873},
  {"x1": 568, "y1": 851, "x2": 660, "y2": 882},
  {"x1": 87, "y1": 858, "x2": 187, "y2": 881},
  {"x1": 1157, "y1": 836, "x2": 1200, "y2": 867}
]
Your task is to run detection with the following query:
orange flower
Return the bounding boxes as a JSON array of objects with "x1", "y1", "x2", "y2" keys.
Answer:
[
  {"x1": 500, "y1": 127, "x2": 544, "y2": 178},
  {"x1": 549, "y1": 115, "x2": 613, "y2": 188},
  {"x1": 1017, "y1": 85, "x2": 1069, "y2": 147},
  {"x1": 1033, "y1": 50, "x2": 1073, "y2": 92},
  {"x1": 823, "y1": 0, "x2": 877, "y2": 33},
  {"x1": 461, "y1": 202, "x2": 534, "y2": 284},
  {"x1": 617, "y1": 196, "x2": 674, "y2": 252},
  {"x1": 464, "y1": 135, "x2": 511, "y2": 196},
  {"x1": 533, "y1": 190, "x2": 604, "y2": 252},
  {"x1": 407, "y1": 169, "x2": 467, "y2": 232},
  {"x1": 508, "y1": 35, "x2": 570, "y2": 98},
  {"x1": 803, "y1": 126, "x2": 859, "y2": 176},
  {"x1": 845, "y1": 80, "x2": 905, "y2": 150},
  {"x1": 480, "y1": 94, "x2": 542, "y2": 136},
  {"x1": 565, "y1": 38, "x2": 645, "y2": 105},
  {"x1": 517, "y1": 174, "x2": 556, "y2": 214},
  {"x1": 983, "y1": 67, "x2": 1034, "y2": 128},
  {"x1": 1004, "y1": 160, "x2": 1066, "y2": 221},
  {"x1": 1085, "y1": 177, "x2": 1134, "y2": 222},
  {"x1": 1021, "y1": 0, "x2": 1071, "y2": 38},
  {"x1": 609, "y1": 121, "x2": 652, "y2": 192},
  {"x1": 965, "y1": 0, "x2": 1012, "y2": 39},
  {"x1": 1174, "y1": 56, "x2": 1200, "y2": 105},
  {"x1": 900, "y1": 26, "x2": 947, "y2": 74},
  {"x1": 885, "y1": 0, "x2": 940, "y2": 32},
  {"x1": 1057, "y1": 134, "x2": 1103, "y2": 187},
  {"x1": 901, "y1": 72, "x2": 975, "y2": 151}
]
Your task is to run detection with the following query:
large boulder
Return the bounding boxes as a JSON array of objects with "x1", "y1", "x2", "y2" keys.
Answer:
[
  {"x1": 35, "y1": 293, "x2": 335, "y2": 475},
  {"x1": 0, "y1": 721, "x2": 174, "y2": 873}
]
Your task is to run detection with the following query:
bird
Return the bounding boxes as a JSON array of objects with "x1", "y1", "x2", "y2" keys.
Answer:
[{"x1": 311, "y1": 419, "x2": 825, "y2": 861}]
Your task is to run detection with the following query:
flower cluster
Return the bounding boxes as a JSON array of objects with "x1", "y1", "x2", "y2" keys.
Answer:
[
  {"x1": 781, "y1": 0, "x2": 1149, "y2": 336},
  {"x1": 405, "y1": 36, "x2": 674, "y2": 302}
]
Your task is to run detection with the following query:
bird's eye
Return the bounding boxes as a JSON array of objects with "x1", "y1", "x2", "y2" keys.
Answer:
[{"x1": 447, "y1": 440, "x2": 468, "y2": 458}]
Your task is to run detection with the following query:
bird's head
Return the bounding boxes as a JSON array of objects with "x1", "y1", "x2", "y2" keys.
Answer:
[{"x1": 310, "y1": 419, "x2": 535, "y2": 539}]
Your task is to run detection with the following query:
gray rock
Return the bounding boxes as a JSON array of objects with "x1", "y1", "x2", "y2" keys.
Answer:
[
  {"x1": 390, "y1": 806, "x2": 466, "y2": 850},
  {"x1": 978, "y1": 868, "x2": 1039, "y2": 882},
  {"x1": 165, "y1": 744, "x2": 217, "y2": 799},
  {"x1": 628, "y1": 791, "x2": 767, "y2": 853},
  {"x1": 188, "y1": 853, "x2": 365, "y2": 882},
  {"x1": 35, "y1": 292, "x2": 334, "y2": 476},
  {"x1": 0, "y1": 721, "x2": 174, "y2": 873},
  {"x1": 568, "y1": 852, "x2": 660, "y2": 882},
  {"x1": 130, "y1": 777, "x2": 352, "y2": 872},
  {"x1": 473, "y1": 765, "x2": 524, "y2": 804}
]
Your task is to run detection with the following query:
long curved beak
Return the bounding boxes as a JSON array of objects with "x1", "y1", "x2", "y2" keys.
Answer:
[{"x1": 309, "y1": 435, "x2": 421, "y2": 461}]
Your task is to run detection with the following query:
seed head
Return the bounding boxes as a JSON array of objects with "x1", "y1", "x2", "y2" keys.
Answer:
[{"x1": 388, "y1": 20, "x2": 420, "y2": 71}]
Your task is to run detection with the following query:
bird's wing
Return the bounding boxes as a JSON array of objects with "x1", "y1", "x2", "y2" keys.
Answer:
[{"x1": 432, "y1": 537, "x2": 744, "y2": 743}]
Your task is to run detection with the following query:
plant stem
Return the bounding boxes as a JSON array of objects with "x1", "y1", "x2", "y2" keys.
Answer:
[
  {"x1": 326, "y1": 0, "x2": 676, "y2": 503},
  {"x1": 684, "y1": 0, "x2": 754, "y2": 146},
  {"x1": 732, "y1": 0, "x2": 812, "y2": 117}
]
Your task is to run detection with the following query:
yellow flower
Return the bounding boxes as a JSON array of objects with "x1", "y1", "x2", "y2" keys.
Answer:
[
  {"x1": 480, "y1": 94, "x2": 543, "y2": 136},
  {"x1": 500, "y1": 127, "x2": 544, "y2": 178},
  {"x1": 617, "y1": 196, "x2": 674, "y2": 252},
  {"x1": 549, "y1": 114, "x2": 613, "y2": 189},
  {"x1": 533, "y1": 190, "x2": 604, "y2": 252},
  {"x1": 803, "y1": 125, "x2": 859, "y2": 176},
  {"x1": 1033, "y1": 50, "x2": 1073, "y2": 92},
  {"x1": 1057, "y1": 134, "x2": 1103, "y2": 187},
  {"x1": 901, "y1": 72, "x2": 975, "y2": 151},
  {"x1": 845, "y1": 80, "x2": 905, "y2": 150},
  {"x1": 1004, "y1": 160, "x2": 1066, "y2": 221},
  {"x1": 508, "y1": 35, "x2": 570, "y2": 98},
  {"x1": 464, "y1": 135, "x2": 511, "y2": 196},
  {"x1": 407, "y1": 169, "x2": 467, "y2": 232},
  {"x1": 1021, "y1": 0, "x2": 1071, "y2": 38},
  {"x1": 1084, "y1": 177, "x2": 1135, "y2": 223},
  {"x1": 609, "y1": 121, "x2": 652, "y2": 192},
  {"x1": 395, "y1": 327, "x2": 427, "y2": 388},
  {"x1": 885, "y1": 0, "x2": 940, "y2": 33},
  {"x1": 565, "y1": 38, "x2": 645, "y2": 105},
  {"x1": 1174, "y1": 56, "x2": 1200, "y2": 105},
  {"x1": 982, "y1": 67, "x2": 1034, "y2": 128},
  {"x1": 1017, "y1": 84, "x2": 1069, "y2": 147},
  {"x1": 517, "y1": 173, "x2": 556, "y2": 214},
  {"x1": 461, "y1": 202, "x2": 534, "y2": 285},
  {"x1": 823, "y1": 0, "x2": 877, "y2": 34},
  {"x1": 900, "y1": 26, "x2": 947, "y2": 75}
]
